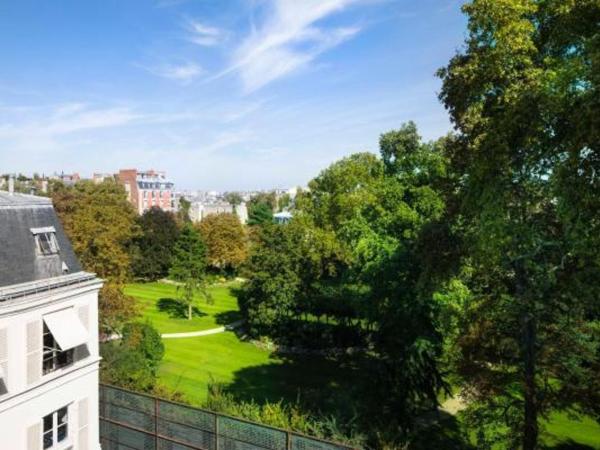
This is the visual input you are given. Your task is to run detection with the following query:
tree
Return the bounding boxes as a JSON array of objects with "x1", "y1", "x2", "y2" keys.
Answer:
[
  {"x1": 224, "y1": 192, "x2": 243, "y2": 208},
  {"x1": 247, "y1": 202, "x2": 273, "y2": 226},
  {"x1": 169, "y1": 224, "x2": 211, "y2": 319},
  {"x1": 438, "y1": 1, "x2": 600, "y2": 448},
  {"x1": 132, "y1": 207, "x2": 180, "y2": 280},
  {"x1": 177, "y1": 196, "x2": 192, "y2": 224},
  {"x1": 197, "y1": 213, "x2": 247, "y2": 273},
  {"x1": 100, "y1": 322, "x2": 164, "y2": 392},
  {"x1": 52, "y1": 180, "x2": 139, "y2": 333}
]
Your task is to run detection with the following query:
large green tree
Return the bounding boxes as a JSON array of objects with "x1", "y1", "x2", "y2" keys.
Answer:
[
  {"x1": 132, "y1": 207, "x2": 180, "y2": 280},
  {"x1": 169, "y1": 224, "x2": 211, "y2": 319},
  {"x1": 439, "y1": 1, "x2": 600, "y2": 448}
]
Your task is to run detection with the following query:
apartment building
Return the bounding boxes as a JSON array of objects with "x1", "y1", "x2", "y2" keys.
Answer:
[
  {"x1": 0, "y1": 191, "x2": 102, "y2": 450},
  {"x1": 117, "y1": 169, "x2": 174, "y2": 215}
]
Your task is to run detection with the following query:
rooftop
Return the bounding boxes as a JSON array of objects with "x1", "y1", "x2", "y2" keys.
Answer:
[
  {"x1": 0, "y1": 191, "x2": 52, "y2": 208},
  {"x1": 0, "y1": 191, "x2": 83, "y2": 288}
]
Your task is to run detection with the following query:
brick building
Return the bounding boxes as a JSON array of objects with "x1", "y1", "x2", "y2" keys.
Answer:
[{"x1": 117, "y1": 169, "x2": 174, "y2": 215}]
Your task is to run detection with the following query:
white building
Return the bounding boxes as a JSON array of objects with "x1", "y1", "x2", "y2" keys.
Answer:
[{"x1": 0, "y1": 191, "x2": 102, "y2": 450}]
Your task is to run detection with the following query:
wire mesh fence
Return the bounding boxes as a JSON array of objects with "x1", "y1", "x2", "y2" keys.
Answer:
[{"x1": 99, "y1": 384, "x2": 358, "y2": 450}]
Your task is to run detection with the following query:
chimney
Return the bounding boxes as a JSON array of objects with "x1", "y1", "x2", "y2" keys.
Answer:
[{"x1": 8, "y1": 175, "x2": 14, "y2": 195}]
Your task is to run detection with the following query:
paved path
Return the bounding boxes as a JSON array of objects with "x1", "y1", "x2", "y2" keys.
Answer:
[
  {"x1": 103, "y1": 320, "x2": 245, "y2": 341},
  {"x1": 161, "y1": 320, "x2": 244, "y2": 339}
]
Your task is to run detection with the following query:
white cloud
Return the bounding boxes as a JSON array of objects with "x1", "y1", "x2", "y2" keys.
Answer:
[
  {"x1": 221, "y1": 0, "x2": 363, "y2": 92},
  {"x1": 140, "y1": 62, "x2": 204, "y2": 83},
  {"x1": 185, "y1": 19, "x2": 226, "y2": 47},
  {"x1": 0, "y1": 103, "x2": 140, "y2": 140}
]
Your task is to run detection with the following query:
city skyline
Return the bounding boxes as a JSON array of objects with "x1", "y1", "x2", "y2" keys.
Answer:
[{"x1": 0, "y1": 0, "x2": 466, "y2": 190}]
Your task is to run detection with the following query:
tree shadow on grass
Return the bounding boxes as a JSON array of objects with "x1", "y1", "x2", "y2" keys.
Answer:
[
  {"x1": 214, "y1": 310, "x2": 242, "y2": 325},
  {"x1": 411, "y1": 411, "x2": 475, "y2": 450},
  {"x1": 221, "y1": 351, "x2": 370, "y2": 420},
  {"x1": 157, "y1": 298, "x2": 207, "y2": 319},
  {"x1": 542, "y1": 441, "x2": 597, "y2": 450}
]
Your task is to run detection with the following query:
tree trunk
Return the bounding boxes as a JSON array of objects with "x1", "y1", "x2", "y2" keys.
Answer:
[
  {"x1": 188, "y1": 303, "x2": 192, "y2": 320},
  {"x1": 522, "y1": 311, "x2": 538, "y2": 450}
]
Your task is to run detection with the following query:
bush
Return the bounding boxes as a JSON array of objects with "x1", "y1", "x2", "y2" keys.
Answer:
[
  {"x1": 203, "y1": 380, "x2": 366, "y2": 448},
  {"x1": 100, "y1": 322, "x2": 165, "y2": 392}
]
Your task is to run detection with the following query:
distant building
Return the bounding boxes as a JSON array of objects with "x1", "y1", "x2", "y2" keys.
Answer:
[
  {"x1": 92, "y1": 173, "x2": 114, "y2": 184},
  {"x1": 189, "y1": 201, "x2": 248, "y2": 224},
  {"x1": 273, "y1": 211, "x2": 293, "y2": 224},
  {"x1": 50, "y1": 172, "x2": 81, "y2": 186},
  {"x1": 117, "y1": 169, "x2": 174, "y2": 215},
  {"x1": 0, "y1": 190, "x2": 102, "y2": 450}
]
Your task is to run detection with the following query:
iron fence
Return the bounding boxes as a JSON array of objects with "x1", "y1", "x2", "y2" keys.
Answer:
[{"x1": 99, "y1": 384, "x2": 358, "y2": 450}]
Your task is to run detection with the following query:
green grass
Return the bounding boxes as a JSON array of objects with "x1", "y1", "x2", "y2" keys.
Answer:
[
  {"x1": 542, "y1": 411, "x2": 600, "y2": 449},
  {"x1": 158, "y1": 331, "x2": 363, "y2": 408},
  {"x1": 124, "y1": 281, "x2": 241, "y2": 333},
  {"x1": 126, "y1": 281, "x2": 600, "y2": 448}
]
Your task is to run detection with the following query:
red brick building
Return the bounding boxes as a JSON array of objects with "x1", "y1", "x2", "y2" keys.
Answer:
[{"x1": 117, "y1": 169, "x2": 174, "y2": 215}]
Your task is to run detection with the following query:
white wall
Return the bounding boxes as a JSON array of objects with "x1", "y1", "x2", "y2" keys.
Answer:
[{"x1": 0, "y1": 279, "x2": 102, "y2": 450}]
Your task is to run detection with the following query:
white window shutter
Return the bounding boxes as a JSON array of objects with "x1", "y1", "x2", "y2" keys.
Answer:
[
  {"x1": 78, "y1": 398, "x2": 89, "y2": 450},
  {"x1": 26, "y1": 422, "x2": 41, "y2": 450},
  {"x1": 78, "y1": 305, "x2": 89, "y2": 330},
  {"x1": 74, "y1": 305, "x2": 90, "y2": 362},
  {"x1": 26, "y1": 321, "x2": 42, "y2": 385}
]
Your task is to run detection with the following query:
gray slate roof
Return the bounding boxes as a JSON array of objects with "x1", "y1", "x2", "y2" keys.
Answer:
[{"x1": 0, "y1": 192, "x2": 82, "y2": 288}]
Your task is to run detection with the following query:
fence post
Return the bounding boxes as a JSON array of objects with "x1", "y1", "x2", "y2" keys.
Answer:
[
  {"x1": 154, "y1": 396, "x2": 159, "y2": 450},
  {"x1": 214, "y1": 412, "x2": 219, "y2": 450},
  {"x1": 286, "y1": 431, "x2": 292, "y2": 450}
]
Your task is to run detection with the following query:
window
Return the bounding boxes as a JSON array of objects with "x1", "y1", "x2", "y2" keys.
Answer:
[
  {"x1": 31, "y1": 227, "x2": 60, "y2": 256},
  {"x1": 42, "y1": 323, "x2": 73, "y2": 374},
  {"x1": 37, "y1": 232, "x2": 60, "y2": 255},
  {"x1": 43, "y1": 406, "x2": 69, "y2": 449}
]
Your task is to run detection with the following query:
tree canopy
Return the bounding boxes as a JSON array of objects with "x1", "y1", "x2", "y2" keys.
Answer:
[
  {"x1": 132, "y1": 207, "x2": 180, "y2": 280},
  {"x1": 197, "y1": 213, "x2": 247, "y2": 273},
  {"x1": 438, "y1": 1, "x2": 600, "y2": 448}
]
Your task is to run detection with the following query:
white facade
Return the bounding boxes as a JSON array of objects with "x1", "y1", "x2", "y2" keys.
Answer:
[{"x1": 0, "y1": 275, "x2": 102, "y2": 450}]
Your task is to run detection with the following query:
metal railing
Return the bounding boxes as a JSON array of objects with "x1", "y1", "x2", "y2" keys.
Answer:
[
  {"x1": 0, "y1": 272, "x2": 98, "y2": 302},
  {"x1": 99, "y1": 384, "x2": 358, "y2": 450}
]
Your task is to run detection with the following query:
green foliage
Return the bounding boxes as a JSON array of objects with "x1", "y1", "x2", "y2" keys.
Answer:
[
  {"x1": 204, "y1": 381, "x2": 366, "y2": 448},
  {"x1": 101, "y1": 322, "x2": 164, "y2": 392},
  {"x1": 240, "y1": 123, "x2": 453, "y2": 439},
  {"x1": 224, "y1": 192, "x2": 243, "y2": 207},
  {"x1": 438, "y1": 1, "x2": 600, "y2": 448},
  {"x1": 169, "y1": 224, "x2": 212, "y2": 319},
  {"x1": 121, "y1": 322, "x2": 165, "y2": 374},
  {"x1": 177, "y1": 196, "x2": 192, "y2": 224},
  {"x1": 132, "y1": 207, "x2": 180, "y2": 280},
  {"x1": 247, "y1": 202, "x2": 274, "y2": 226}
]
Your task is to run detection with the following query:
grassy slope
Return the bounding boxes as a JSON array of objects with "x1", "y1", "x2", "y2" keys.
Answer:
[
  {"x1": 124, "y1": 282, "x2": 241, "y2": 333},
  {"x1": 127, "y1": 282, "x2": 600, "y2": 448}
]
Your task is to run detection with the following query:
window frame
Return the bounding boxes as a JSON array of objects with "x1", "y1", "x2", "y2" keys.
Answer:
[
  {"x1": 42, "y1": 322, "x2": 74, "y2": 375},
  {"x1": 31, "y1": 227, "x2": 60, "y2": 256},
  {"x1": 42, "y1": 405, "x2": 70, "y2": 450}
]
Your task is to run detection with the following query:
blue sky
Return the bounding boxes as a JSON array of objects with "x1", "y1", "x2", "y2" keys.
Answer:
[{"x1": 0, "y1": 0, "x2": 466, "y2": 190}]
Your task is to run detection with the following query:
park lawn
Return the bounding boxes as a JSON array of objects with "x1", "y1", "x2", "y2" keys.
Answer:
[
  {"x1": 157, "y1": 331, "x2": 358, "y2": 409},
  {"x1": 124, "y1": 281, "x2": 241, "y2": 334},
  {"x1": 542, "y1": 411, "x2": 600, "y2": 448}
]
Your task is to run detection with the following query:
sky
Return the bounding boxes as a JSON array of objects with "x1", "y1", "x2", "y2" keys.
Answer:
[{"x1": 0, "y1": 0, "x2": 466, "y2": 190}]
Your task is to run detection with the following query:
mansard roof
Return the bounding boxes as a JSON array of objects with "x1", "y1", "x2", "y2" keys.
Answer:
[{"x1": 0, "y1": 192, "x2": 82, "y2": 288}]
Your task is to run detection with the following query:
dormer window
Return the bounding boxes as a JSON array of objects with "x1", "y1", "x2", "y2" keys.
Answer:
[{"x1": 31, "y1": 227, "x2": 60, "y2": 256}]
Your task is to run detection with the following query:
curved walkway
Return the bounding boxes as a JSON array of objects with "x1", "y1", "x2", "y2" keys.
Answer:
[
  {"x1": 104, "y1": 320, "x2": 245, "y2": 342},
  {"x1": 160, "y1": 320, "x2": 245, "y2": 339}
]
